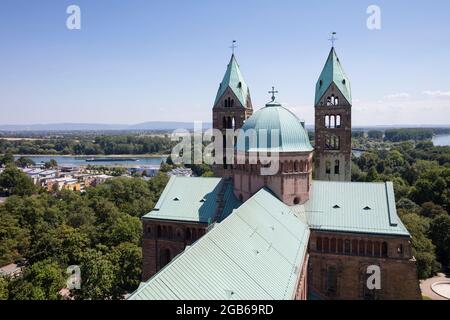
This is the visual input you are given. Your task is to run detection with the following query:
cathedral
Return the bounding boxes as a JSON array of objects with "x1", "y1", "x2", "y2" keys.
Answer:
[{"x1": 129, "y1": 46, "x2": 421, "y2": 300}]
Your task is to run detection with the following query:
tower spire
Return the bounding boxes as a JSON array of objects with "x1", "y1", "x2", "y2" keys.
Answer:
[
  {"x1": 328, "y1": 32, "x2": 338, "y2": 47},
  {"x1": 229, "y1": 40, "x2": 237, "y2": 55}
]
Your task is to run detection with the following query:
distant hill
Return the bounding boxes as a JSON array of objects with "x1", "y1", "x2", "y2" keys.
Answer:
[{"x1": 0, "y1": 122, "x2": 212, "y2": 132}]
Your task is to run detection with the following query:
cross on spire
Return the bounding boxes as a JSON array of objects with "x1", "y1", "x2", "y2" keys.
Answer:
[
  {"x1": 268, "y1": 86, "x2": 278, "y2": 101},
  {"x1": 329, "y1": 32, "x2": 338, "y2": 47},
  {"x1": 229, "y1": 40, "x2": 237, "y2": 55}
]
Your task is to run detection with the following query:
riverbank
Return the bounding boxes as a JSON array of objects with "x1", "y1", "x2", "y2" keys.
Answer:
[{"x1": 14, "y1": 154, "x2": 169, "y2": 158}]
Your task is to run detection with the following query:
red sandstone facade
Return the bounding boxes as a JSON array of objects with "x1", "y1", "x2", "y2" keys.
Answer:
[
  {"x1": 141, "y1": 219, "x2": 207, "y2": 280},
  {"x1": 308, "y1": 231, "x2": 420, "y2": 299}
]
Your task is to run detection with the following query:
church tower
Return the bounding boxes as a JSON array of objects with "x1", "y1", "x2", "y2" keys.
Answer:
[
  {"x1": 314, "y1": 46, "x2": 352, "y2": 181},
  {"x1": 212, "y1": 53, "x2": 253, "y2": 177}
]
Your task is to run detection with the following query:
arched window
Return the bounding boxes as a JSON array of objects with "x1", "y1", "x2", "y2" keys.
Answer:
[
  {"x1": 330, "y1": 238, "x2": 337, "y2": 253},
  {"x1": 325, "y1": 160, "x2": 331, "y2": 174},
  {"x1": 224, "y1": 99, "x2": 228, "y2": 108},
  {"x1": 186, "y1": 228, "x2": 191, "y2": 240},
  {"x1": 289, "y1": 161, "x2": 294, "y2": 172},
  {"x1": 374, "y1": 242, "x2": 381, "y2": 257},
  {"x1": 157, "y1": 225, "x2": 162, "y2": 237},
  {"x1": 227, "y1": 117, "x2": 232, "y2": 129},
  {"x1": 294, "y1": 161, "x2": 299, "y2": 172},
  {"x1": 327, "y1": 97, "x2": 332, "y2": 106},
  {"x1": 351, "y1": 240, "x2": 358, "y2": 255},
  {"x1": 398, "y1": 244, "x2": 404, "y2": 256},
  {"x1": 336, "y1": 115, "x2": 341, "y2": 127},
  {"x1": 334, "y1": 160, "x2": 340, "y2": 174},
  {"x1": 316, "y1": 237, "x2": 323, "y2": 251},
  {"x1": 382, "y1": 242, "x2": 388, "y2": 257},
  {"x1": 293, "y1": 197, "x2": 300, "y2": 205},
  {"x1": 359, "y1": 240, "x2": 365, "y2": 256},
  {"x1": 367, "y1": 241, "x2": 373, "y2": 256},
  {"x1": 344, "y1": 239, "x2": 351, "y2": 254},
  {"x1": 324, "y1": 237, "x2": 330, "y2": 252},
  {"x1": 159, "y1": 248, "x2": 172, "y2": 268},
  {"x1": 325, "y1": 115, "x2": 330, "y2": 128},
  {"x1": 335, "y1": 97, "x2": 339, "y2": 105},
  {"x1": 326, "y1": 266, "x2": 337, "y2": 294},
  {"x1": 337, "y1": 239, "x2": 343, "y2": 253},
  {"x1": 330, "y1": 115, "x2": 335, "y2": 128}
]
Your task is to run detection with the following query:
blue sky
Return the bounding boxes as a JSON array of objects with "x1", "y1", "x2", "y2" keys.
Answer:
[{"x1": 1, "y1": 0, "x2": 449, "y2": 126}]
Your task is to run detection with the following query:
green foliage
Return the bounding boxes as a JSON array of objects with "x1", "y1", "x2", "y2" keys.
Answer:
[
  {"x1": 0, "y1": 166, "x2": 36, "y2": 196},
  {"x1": 0, "y1": 134, "x2": 176, "y2": 156},
  {"x1": 0, "y1": 152, "x2": 14, "y2": 166},
  {"x1": 0, "y1": 277, "x2": 8, "y2": 300},
  {"x1": 384, "y1": 128, "x2": 433, "y2": 142},
  {"x1": 367, "y1": 130, "x2": 383, "y2": 140},
  {"x1": 429, "y1": 214, "x2": 450, "y2": 268},
  {"x1": 186, "y1": 163, "x2": 214, "y2": 177},
  {"x1": 44, "y1": 159, "x2": 57, "y2": 169},
  {"x1": 399, "y1": 213, "x2": 437, "y2": 278},
  {"x1": 14, "y1": 156, "x2": 35, "y2": 168},
  {"x1": 9, "y1": 259, "x2": 65, "y2": 300},
  {"x1": 109, "y1": 242, "x2": 142, "y2": 294},
  {"x1": 73, "y1": 248, "x2": 116, "y2": 300},
  {"x1": 0, "y1": 174, "x2": 168, "y2": 300}
]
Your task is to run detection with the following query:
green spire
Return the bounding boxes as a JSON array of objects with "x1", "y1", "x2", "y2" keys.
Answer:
[
  {"x1": 315, "y1": 47, "x2": 352, "y2": 105},
  {"x1": 214, "y1": 54, "x2": 250, "y2": 108}
]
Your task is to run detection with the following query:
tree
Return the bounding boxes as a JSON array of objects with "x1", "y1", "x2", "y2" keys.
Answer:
[
  {"x1": 368, "y1": 130, "x2": 383, "y2": 140},
  {"x1": 420, "y1": 202, "x2": 447, "y2": 218},
  {"x1": 401, "y1": 213, "x2": 438, "y2": 278},
  {"x1": 110, "y1": 242, "x2": 142, "y2": 295},
  {"x1": 0, "y1": 208, "x2": 30, "y2": 266},
  {"x1": 73, "y1": 249, "x2": 116, "y2": 300},
  {"x1": 15, "y1": 156, "x2": 35, "y2": 168},
  {"x1": 429, "y1": 214, "x2": 450, "y2": 269},
  {"x1": 0, "y1": 166, "x2": 36, "y2": 196},
  {"x1": 9, "y1": 259, "x2": 65, "y2": 300},
  {"x1": 366, "y1": 166, "x2": 379, "y2": 182},
  {"x1": 44, "y1": 159, "x2": 58, "y2": 169},
  {"x1": 104, "y1": 214, "x2": 142, "y2": 247},
  {"x1": 0, "y1": 277, "x2": 8, "y2": 300},
  {"x1": 0, "y1": 152, "x2": 14, "y2": 167}
]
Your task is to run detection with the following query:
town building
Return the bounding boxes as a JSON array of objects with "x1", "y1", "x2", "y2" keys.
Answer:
[{"x1": 131, "y1": 46, "x2": 421, "y2": 300}]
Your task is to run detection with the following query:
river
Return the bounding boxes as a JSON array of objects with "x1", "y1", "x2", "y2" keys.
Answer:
[
  {"x1": 15, "y1": 155, "x2": 167, "y2": 167},
  {"x1": 432, "y1": 134, "x2": 450, "y2": 146}
]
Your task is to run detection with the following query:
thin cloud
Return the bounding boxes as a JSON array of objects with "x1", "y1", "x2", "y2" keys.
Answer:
[
  {"x1": 384, "y1": 93, "x2": 410, "y2": 99},
  {"x1": 423, "y1": 90, "x2": 450, "y2": 98}
]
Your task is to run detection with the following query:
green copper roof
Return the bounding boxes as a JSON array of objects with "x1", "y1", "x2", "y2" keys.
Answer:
[
  {"x1": 315, "y1": 47, "x2": 352, "y2": 105},
  {"x1": 142, "y1": 176, "x2": 241, "y2": 223},
  {"x1": 214, "y1": 54, "x2": 250, "y2": 108},
  {"x1": 303, "y1": 181, "x2": 410, "y2": 236},
  {"x1": 129, "y1": 188, "x2": 310, "y2": 300},
  {"x1": 237, "y1": 101, "x2": 313, "y2": 153}
]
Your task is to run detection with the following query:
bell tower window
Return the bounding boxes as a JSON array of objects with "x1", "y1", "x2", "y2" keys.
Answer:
[{"x1": 334, "y1": 160, "x2": 340, "y2": 174}]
